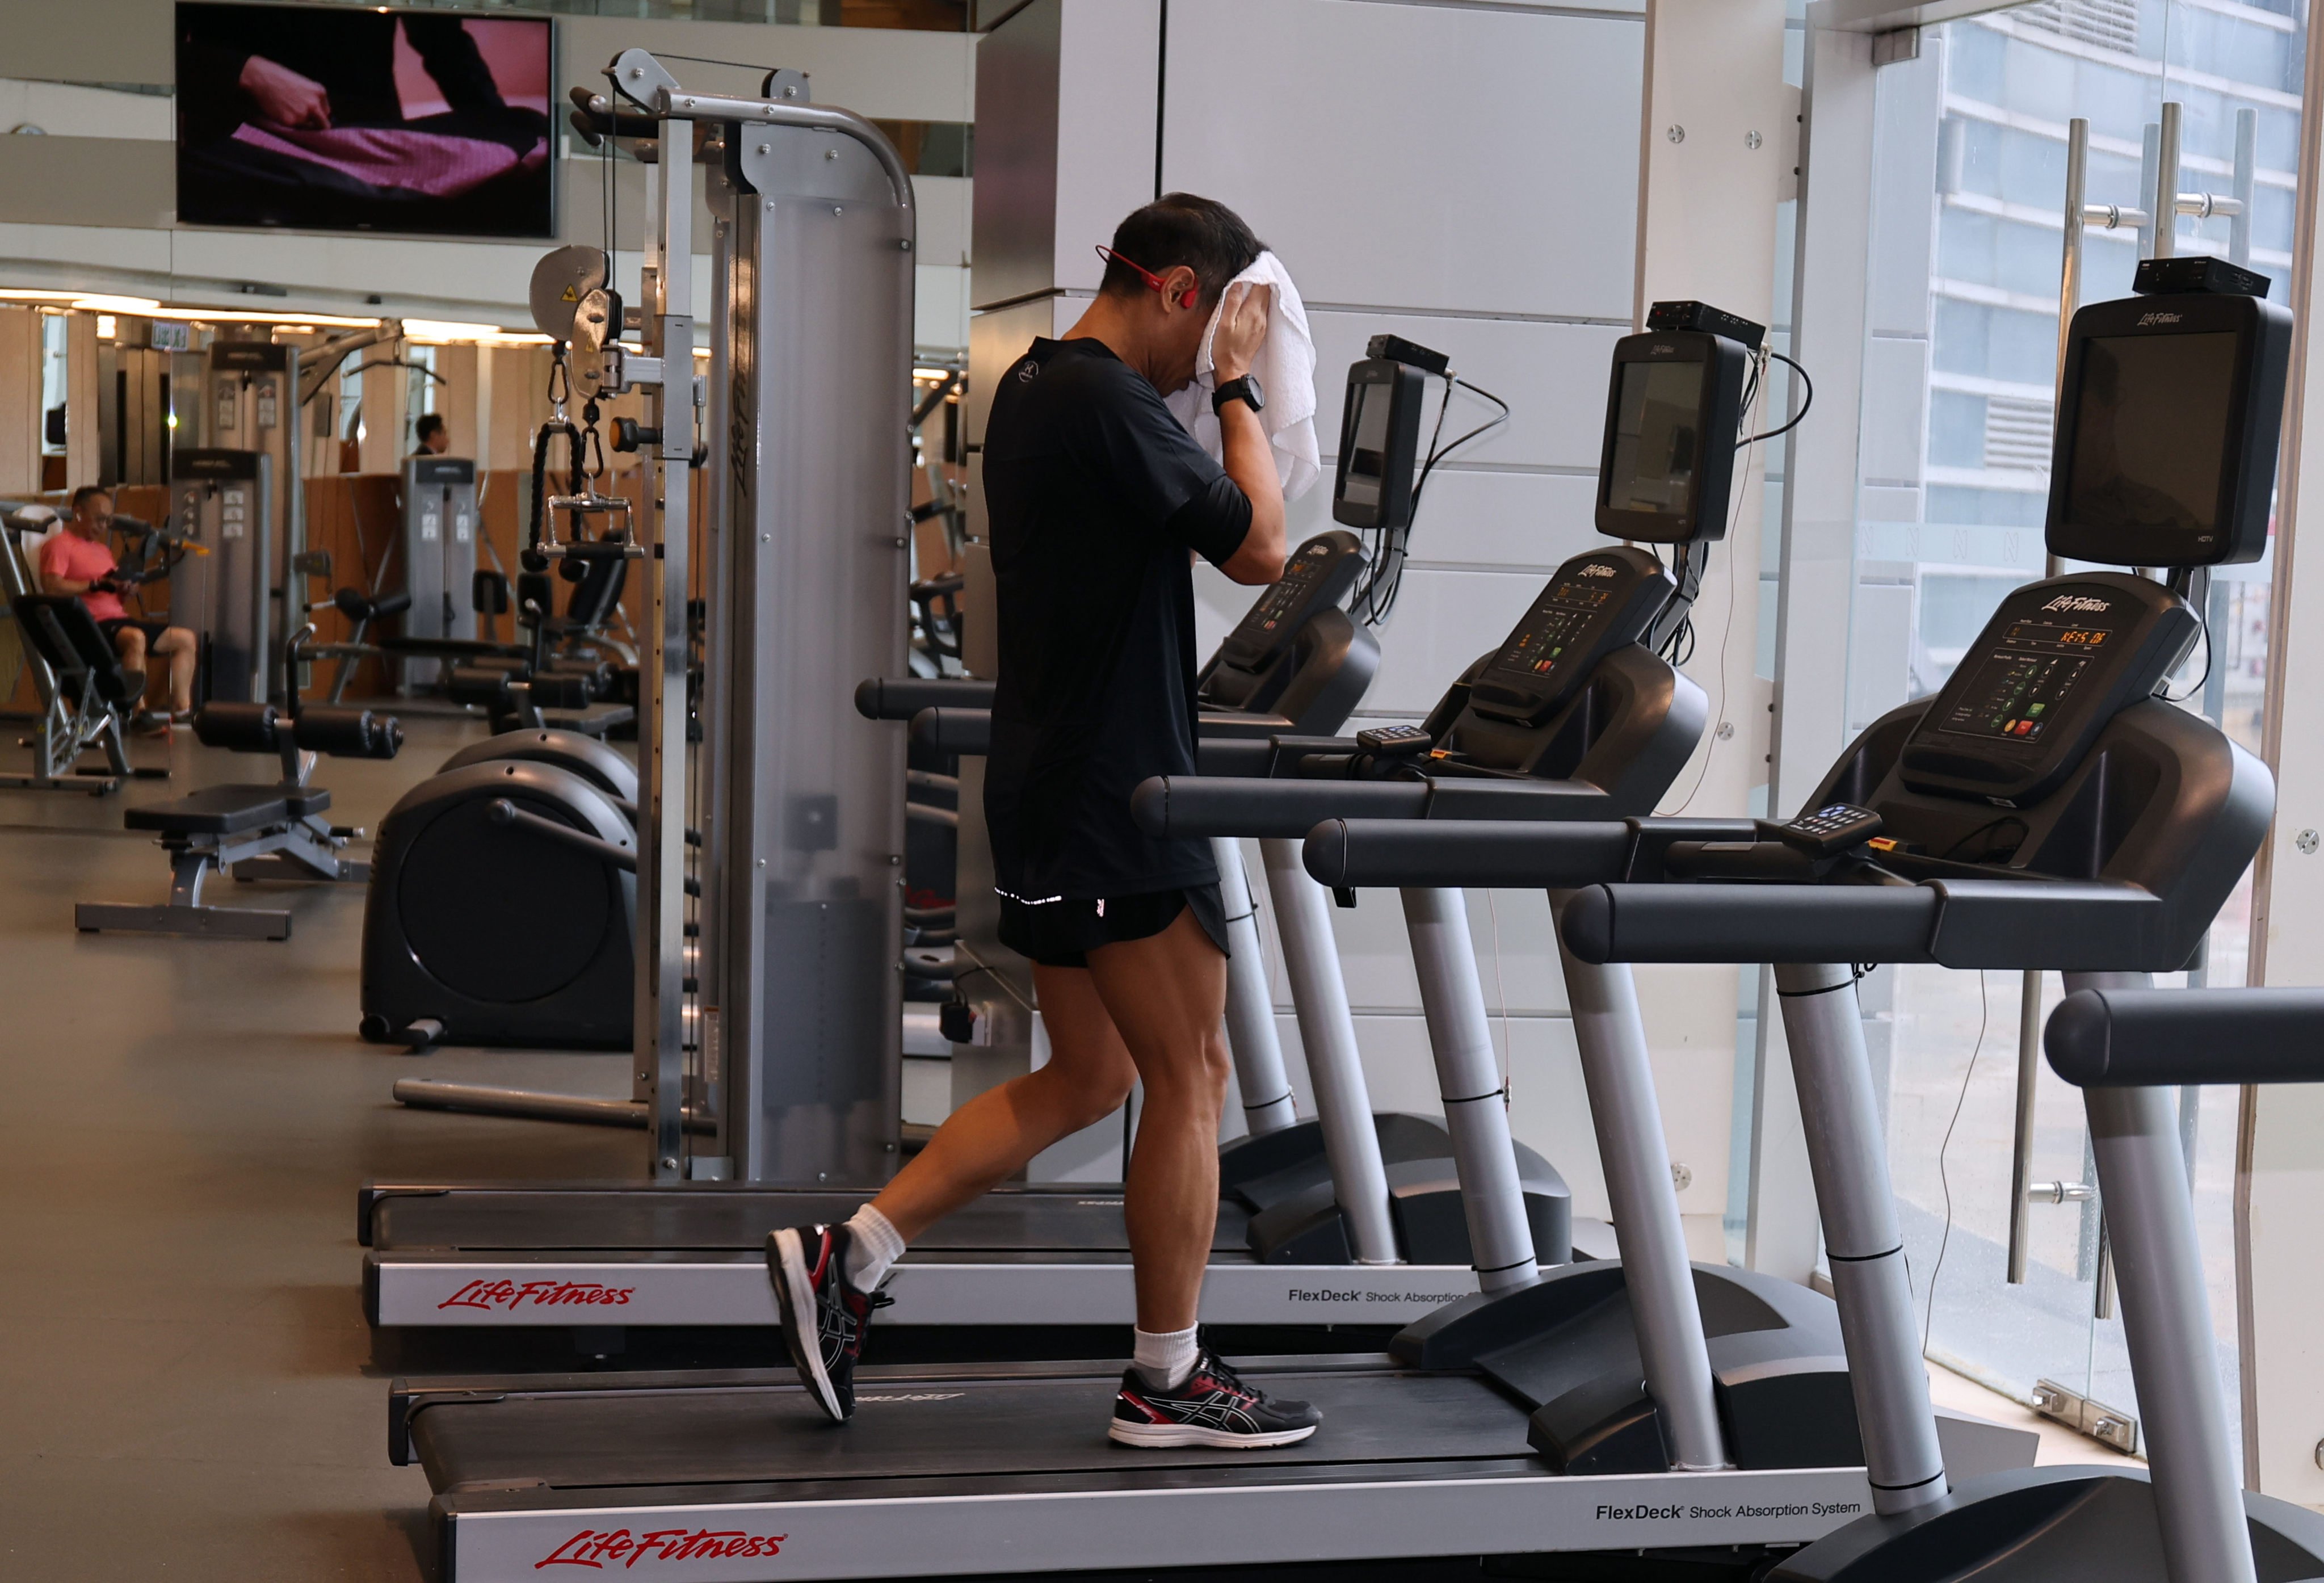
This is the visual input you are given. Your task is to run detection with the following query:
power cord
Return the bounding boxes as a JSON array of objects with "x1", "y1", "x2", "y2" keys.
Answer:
[
  {"x1": 1926, "y1": 967, "x2": 1993, "y2": 1354},
  {"x1": 1351, "y1": 372, "x2": 1511, "y2": 627}
]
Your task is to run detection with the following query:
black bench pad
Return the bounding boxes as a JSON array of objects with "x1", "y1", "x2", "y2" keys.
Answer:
[{"x1": 125, "y1": 784, "x2": 327, "y2": 834}]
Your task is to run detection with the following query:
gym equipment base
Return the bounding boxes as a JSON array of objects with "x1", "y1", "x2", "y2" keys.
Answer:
[
  {"x1": 74, "y1": 900, "x2": 293, "y2": 939},
  {"x1": 360, "y1": 1181, "x2": 1564, "y2": 1330},
  {"x1": 392, "y1": 1354, "x2": 2030, "y2": 1583}
]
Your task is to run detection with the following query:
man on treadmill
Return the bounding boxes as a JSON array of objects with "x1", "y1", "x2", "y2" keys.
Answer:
[{"x1": 769, "y1": 194, "x2": 1313, "y2": 1447}]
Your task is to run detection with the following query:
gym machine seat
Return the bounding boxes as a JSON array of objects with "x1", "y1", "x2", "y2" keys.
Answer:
[
  {"x1": 74, "y1": 635, "x2": 403, "y2": 940},
  {"x1": 125, "y1": 783, "x2": 331, "y2": 834},
  {"x1": 3, "y1": 589, "x2": 160, "y2": 793}
]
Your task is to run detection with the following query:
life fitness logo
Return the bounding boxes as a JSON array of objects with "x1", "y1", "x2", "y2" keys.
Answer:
[
  {"x1": 536, "y1": 1528, "x2": 788, "y2": 1570},
  {"x1": 2041, "y1": 594, "x2": 2111, "y2": 614},
  {"x1": 437, "y1": 1278, "x2": 636, "y2": 1312},
  {"x1": 1577, "y1": 562, "x2": 1618, "y2": 579},
  {"x1": 2137, "y1": 310, "x2": 2185, "y2": 326}
]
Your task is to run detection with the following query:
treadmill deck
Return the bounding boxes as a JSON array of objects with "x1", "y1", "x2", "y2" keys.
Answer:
[
  {"x1": 402, "y1": 1357, "x2": 1876, "y2": 1581},
  {"x1": 362, "y1": 1183, "x2": 1486, "y2": 1328}
]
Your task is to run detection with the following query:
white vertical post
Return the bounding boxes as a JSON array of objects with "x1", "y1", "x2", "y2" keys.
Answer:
[
  {"x1": 1751, "y1": 12, "x2": 1880, "y2": 1282},
  {"x1": 1633, "y1": 0, "x2": 1789, "y2": 1259}
]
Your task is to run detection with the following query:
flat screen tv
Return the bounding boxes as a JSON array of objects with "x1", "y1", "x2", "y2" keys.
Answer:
[{"x1": 176, "y1": 2, "x2": 554, "y2": 238}]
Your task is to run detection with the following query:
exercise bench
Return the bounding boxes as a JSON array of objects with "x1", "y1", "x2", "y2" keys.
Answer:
[{"x1": 75, "y1": 628, "x2": 404, "y2": 940}]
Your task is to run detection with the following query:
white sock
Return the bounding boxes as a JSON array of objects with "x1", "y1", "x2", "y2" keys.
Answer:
[
  {"x1": 840, "y1": 1204, "x2": 904, "y2": 1291},
  {"x1": 1133, "y1": 1324, "x2": 1200, "y2": 1392}
]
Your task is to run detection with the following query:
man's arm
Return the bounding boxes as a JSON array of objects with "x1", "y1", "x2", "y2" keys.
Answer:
[{"x1": 1210, "y1": 283, "x2": 1286, "y2": 586}]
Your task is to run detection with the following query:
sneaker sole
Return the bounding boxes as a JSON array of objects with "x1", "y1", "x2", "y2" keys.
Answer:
[
  {"x1": 1107, "y1": 1419, "x2": 1319, "y2": 1450},
  {"x1": 765, "y1": 1229, "x2": 845, "y2": 1423}
]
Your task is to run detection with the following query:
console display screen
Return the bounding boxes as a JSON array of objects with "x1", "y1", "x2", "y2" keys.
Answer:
[
  {"x1": 1939, "y1": 618, "x2": 2114, "y2": 742},
  {"x1": 1228, "y1": 544, "x2": 1327, "y2": 648},
  {"x1": 1339, "y1": 379, "x2": 1393, "y2": 513},
  {"x1": 2064, "y1": 331, "x2": 2238, "y2": 541},
  {"x1": 1603, "y1": 359, "x2": 1706, "y2": 518},
  {"x1": 1490, "y1": 576, "x2": 1616, "y2": 680}
]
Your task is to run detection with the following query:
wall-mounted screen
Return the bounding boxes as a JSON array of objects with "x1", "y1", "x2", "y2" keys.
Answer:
[
  {"x1": 176, "y1": 2, "x2": 554, "y2": 238},
  {"x1": 2046, "y1": 287, "x2": 2290, "y2": 568},
  {"x1": 1603, "y1": 359, "x2": 1707, "y2": 519},
  {"x1": 1593, "y1": 327, "x2": 1747, "y2": 545},
  {"x1": 2062, "y1": 333, "x2": 2237, "y2": 541}
]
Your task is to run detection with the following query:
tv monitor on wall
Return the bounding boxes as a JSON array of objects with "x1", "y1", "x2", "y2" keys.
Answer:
[{"x1": 176, "y1": 2, "x2": 554, "y2": 238}]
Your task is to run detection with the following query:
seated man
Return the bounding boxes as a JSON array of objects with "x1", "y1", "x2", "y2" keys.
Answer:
[{"x1": 39, "y1": 485, "x2": 197, "y2": 733}]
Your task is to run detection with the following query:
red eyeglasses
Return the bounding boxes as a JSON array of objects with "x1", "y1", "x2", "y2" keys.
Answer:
[{"x1": 1096, "y1": 245, "x2": 1197, "y2": 309}]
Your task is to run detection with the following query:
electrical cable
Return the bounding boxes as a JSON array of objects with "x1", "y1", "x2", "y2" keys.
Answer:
[
  {"x1": 1926, "y1": 967, "x2": 1994, "y2": 1355},
  {"x1": 1354, "y1": 373, "x2": 1511, "y2": 627},
  {"x1": 1658, "y1": 351, "x2": 1776, "y2": 815},
  {"x1": 2161, "y1": 605, "x2": 2214, "y2": 705},
  {"x1": 1739, "y1": 351, "x2": 1813, "y2": 446}
]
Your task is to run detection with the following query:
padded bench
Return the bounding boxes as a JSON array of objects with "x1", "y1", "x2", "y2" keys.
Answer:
[
  {"x1": 74, "y1": 645, "x2": 400, "y2": 940},
  {"x1": 124, "y1": 785, "x2": 331, "y2": 835}
]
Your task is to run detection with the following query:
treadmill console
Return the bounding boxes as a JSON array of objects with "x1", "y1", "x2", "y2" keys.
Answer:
[
  {"x1": 1213, "y1": 530, "x2": 1364, "y2": 674},
  {"x1": 1465, "y1": 545, "x2": 1675, "y2": 727},
  {"x1": 1897, "y1": 573, "x2": 2197, "y2": 807}
]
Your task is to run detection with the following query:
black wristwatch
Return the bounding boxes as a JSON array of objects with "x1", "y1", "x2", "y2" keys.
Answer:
[{"x1": 1212, "y1": 374, "x2": 1266, "y2": 417}]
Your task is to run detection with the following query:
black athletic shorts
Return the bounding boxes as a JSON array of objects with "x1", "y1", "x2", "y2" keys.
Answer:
[
  {"x1": 995, "y1": 883, "x2": 1229, "y2": 969},
  {"x1": 96, "y1": 616, "x2": 170, "y2": 649}
]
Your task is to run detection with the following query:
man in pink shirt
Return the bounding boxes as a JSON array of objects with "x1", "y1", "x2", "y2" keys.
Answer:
[{"x1": 39, "y1": 486, "x2": 197, "y2": 730}]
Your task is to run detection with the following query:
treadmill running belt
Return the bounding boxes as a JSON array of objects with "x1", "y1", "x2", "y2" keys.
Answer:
[
  {"x1": 369, "y1": 1188, "x2": 1247, "y2": 1254},
  {"x1": 409, "y1": 1364, "x2": 1536, "y2": 1493}
]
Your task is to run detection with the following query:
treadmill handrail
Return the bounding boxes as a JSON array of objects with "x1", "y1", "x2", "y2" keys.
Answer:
[
  {"x1": 1562, "y1": 876, "x2": 2168, "y2": 970},
  {"x1": 1136, "y1": 776, "x2": 1432, "y2": 838},
  {"x1": 1302, "y1": 815, "x2": 1763, "y2": 889},
  {"x1": 1136, "y1": 774, "x2": 1623, "y2": 840},
  {"x1": 1304, "y1": 816, "x2": 1639, "y2": 889},
  {"x1": 2049, "y1": 987, "x2": 2324, "y2": 1087}
]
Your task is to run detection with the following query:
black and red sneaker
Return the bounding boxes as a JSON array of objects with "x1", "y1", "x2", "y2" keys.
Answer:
[
  {"x1": 1108, "y1": 1345, "x2": 1321, "y2": 1449},
  {"x1": 766, "y1": 1224, "x2": 890, "y2": 1421}
]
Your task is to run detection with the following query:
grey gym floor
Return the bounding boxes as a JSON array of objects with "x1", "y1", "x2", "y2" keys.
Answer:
[{"x1": 0, "y1": 715, "x2": 642, "y2": 1581}]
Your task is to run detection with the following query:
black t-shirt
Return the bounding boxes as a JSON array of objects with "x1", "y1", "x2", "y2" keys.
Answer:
[{"x1": 982, "y1": 338, "x2": 1253, "y2": 902}]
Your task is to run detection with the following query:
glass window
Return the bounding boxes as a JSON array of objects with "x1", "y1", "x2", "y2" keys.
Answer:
[{"x1": 1823, "y1": 0, "x2": 2308, "y2": 1466}]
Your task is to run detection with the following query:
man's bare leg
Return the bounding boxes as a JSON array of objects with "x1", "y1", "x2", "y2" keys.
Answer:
[
  {"x1": 766, "y1": 964, "x2": 1140, "y2": 1422},
  {"x1": 152, "y1": 627, "x2": 197, "y2": 714},
  {"x1": 1083, "y1": 906, "x2": 1231, "y2": 1334},
  {"x1": 111, "y1": 625, "x2": 149, "y2": 703},
  {"x1": 867, "y1": 964, "x2": 1137, "y2": 1240}
]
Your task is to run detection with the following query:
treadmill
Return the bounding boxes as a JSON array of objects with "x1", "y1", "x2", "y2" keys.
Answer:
[
  {"x1": 362, "y1": 527, "x2": 1471, "y2": 1333},
  {"x1": 384, "y1": 305, "x2": 2038, "y2": 1577},
  {"x1": 1305, "y1": 263, "x2": 2324, "y2": 1582}
]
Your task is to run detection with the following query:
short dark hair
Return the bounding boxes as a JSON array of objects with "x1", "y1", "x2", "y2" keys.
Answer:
[
  {"x1": 1099, "y1": 194, "x2": 1264, "y2": 310},
  {"x1": 415, "y1": 414, "x2": 446, "y2": 443},
  {"x1": 70, "y1": 485, "x2": 110, "y2": 513}
]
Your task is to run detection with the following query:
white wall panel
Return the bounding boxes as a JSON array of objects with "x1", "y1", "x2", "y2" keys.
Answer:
[
  {"x1": 1199, "y1": 469, "x2": 1607, "y2": 713},
  {"x1": 1340, "y1": 565, "x2": 1553, "y2": 716},
  {"x1": 1159, "y1": 0, "x2": 1644, "y2": 320},
  {"x1": 1051, "y1": 1, "x2": 1162, "y2": 294},
  {"x1": 1305, "y1": 312, "x2": 1627, "y2": 470},
  {"x1": 1292, "y1": 466, "x2": 1602, "y2": 577}
]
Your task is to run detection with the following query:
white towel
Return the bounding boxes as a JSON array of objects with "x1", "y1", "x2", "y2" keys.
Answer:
[{"x1": 1163, "y1": 250, "x2": 1321, "y2": 502}]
